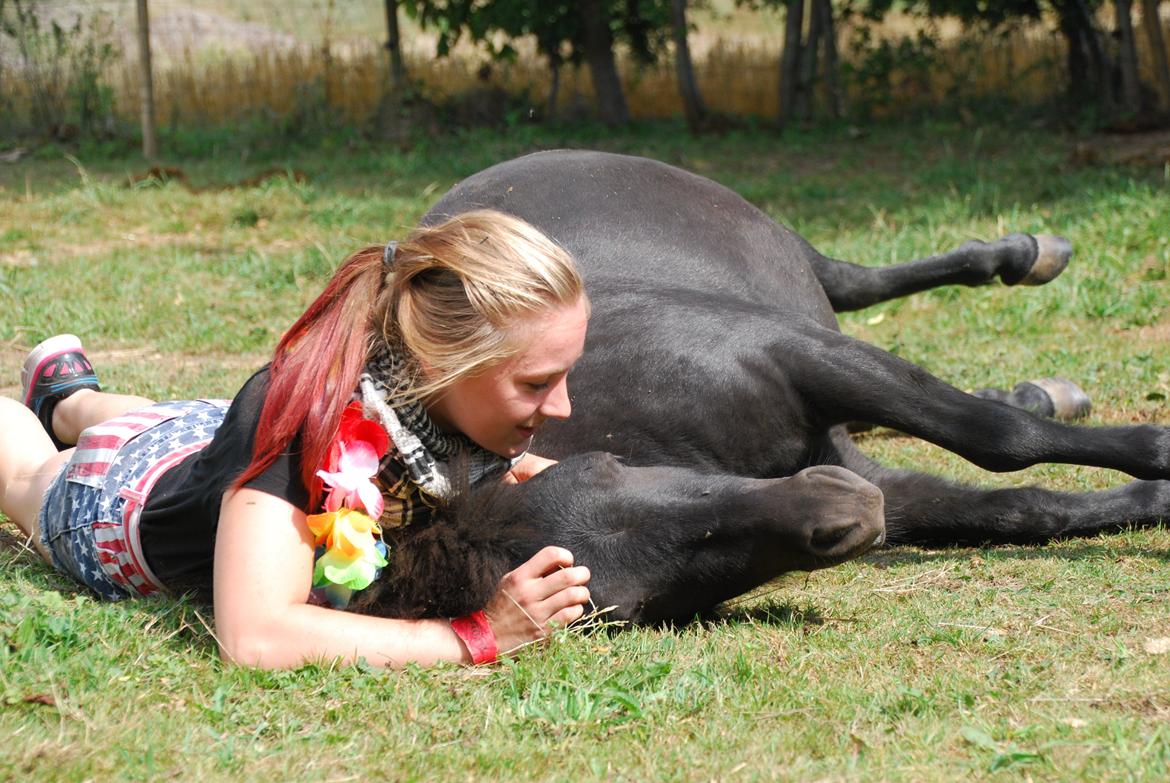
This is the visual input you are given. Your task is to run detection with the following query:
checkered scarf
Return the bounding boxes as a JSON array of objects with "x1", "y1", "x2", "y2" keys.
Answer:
[{"x1": 358, "y1": 341, "x2": 515, "y2": 527}]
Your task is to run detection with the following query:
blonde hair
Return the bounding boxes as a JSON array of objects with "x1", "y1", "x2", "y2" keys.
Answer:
[
  {"x1": 378, "y1": 209, "x2": 587, "y2": 403},
  {"x1": 242, "y1": 208, "x2": 585, "y2": 500}
]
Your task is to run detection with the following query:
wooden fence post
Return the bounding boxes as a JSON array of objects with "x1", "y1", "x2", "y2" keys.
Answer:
[{"x1": 136, "y1": 0, "x2": 158, "y2": 159}]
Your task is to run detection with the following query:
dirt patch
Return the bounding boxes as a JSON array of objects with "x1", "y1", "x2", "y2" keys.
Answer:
[
  {"x1": 1093, "y1": 695, "x2": 1170, "y2": 719},
  {"x1": 0, "y1": 250, "x2": 40, "y2": 268},
  {"x1": 56, "y1": 232, "x2": 218, "y2": 258},
  {"x1": 0, "y1": 342, "x2": 268, "y2": 399},
  {"x1": 1070, "y1": 129, "x2": 1170, "y2": 168},
  {"x1": 3, "y1": 233, "x2": 307, "y2": 269},
  {"x1": 1118, "y1": 322, "x2": 1170, "y2": 343}
]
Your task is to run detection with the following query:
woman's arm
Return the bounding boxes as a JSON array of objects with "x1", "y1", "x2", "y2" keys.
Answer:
[{"x1": 213, "y1": 488, "x2": 590, "y2": 669}]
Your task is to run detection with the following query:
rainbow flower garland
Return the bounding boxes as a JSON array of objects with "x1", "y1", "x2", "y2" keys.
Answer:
[
  {"x1": 307, "y1": 399, "x2": 501, "y2": 663},
  {"x1": 306, "y1": 402, "x2": 391, "y2": 606}
]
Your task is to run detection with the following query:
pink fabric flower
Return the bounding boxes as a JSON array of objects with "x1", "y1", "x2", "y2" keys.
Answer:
[
  {"x1": 316, "y1": 440, "x2": 385, "y2": 519},
  {"x1": 315, "y1": 401, "x2": 389, "y2": 519}
]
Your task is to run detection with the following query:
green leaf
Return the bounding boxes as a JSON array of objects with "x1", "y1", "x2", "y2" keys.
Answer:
[
  {"x1": 960, "y1": 725, "x2": 999, "y2": 751},
  {"x1": 989, "y1": 751, "x2": 1044, "y2": 771}
]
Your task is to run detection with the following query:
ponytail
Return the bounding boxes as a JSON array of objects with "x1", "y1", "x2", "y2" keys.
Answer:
[{"x1": 234, "y1": 246, "x2": 384, "y2": 508}]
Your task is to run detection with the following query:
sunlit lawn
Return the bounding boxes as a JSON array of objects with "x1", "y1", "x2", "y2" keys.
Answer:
[{"x1": 1, "y1": 119, "x2": 1168, "y2": 781}]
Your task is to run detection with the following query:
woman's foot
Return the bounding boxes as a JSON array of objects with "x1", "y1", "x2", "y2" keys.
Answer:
[{"x1": 20, "y1": 334, "x2": 102, "y2": 450}]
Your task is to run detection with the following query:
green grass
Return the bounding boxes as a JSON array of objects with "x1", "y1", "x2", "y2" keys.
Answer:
[{"x1": 2, "y1": 119, "x2": 1169, "y2": 781}]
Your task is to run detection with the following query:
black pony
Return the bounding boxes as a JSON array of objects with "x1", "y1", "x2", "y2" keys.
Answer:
[{"x1": 357, "y1": 151, "x2": 1170, "y2": 625}]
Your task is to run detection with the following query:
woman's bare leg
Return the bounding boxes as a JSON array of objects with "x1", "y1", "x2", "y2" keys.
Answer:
[
  {"x1": 0, "y1": 397, "x2": 73, "y2": 562},
  {"x1": 50, "y1": 388, "x2": 154, "y2": 446}
]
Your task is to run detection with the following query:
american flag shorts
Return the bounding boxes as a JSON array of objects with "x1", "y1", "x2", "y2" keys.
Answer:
[{"x1": 38, "y1": 399, "x2": 230, "y2": 600}]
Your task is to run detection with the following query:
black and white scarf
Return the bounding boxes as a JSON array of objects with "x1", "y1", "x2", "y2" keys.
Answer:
[{"x1": 359, "y1": 341, "x2": 516, "y2": 506}]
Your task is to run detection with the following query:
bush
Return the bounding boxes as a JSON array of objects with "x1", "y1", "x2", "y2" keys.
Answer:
[{"x1": 0, "y1": 0, "x2": 121, "y2": 141}]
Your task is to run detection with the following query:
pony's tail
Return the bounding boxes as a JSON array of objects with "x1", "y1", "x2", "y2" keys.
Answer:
[{"x1": 234, "y1": 246, "x2": 385, "y2": 509}]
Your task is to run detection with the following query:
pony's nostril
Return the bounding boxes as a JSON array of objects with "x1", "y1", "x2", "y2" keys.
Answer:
[{"x1": 811, "y1": 520, "x2": 851, "y2": 550}]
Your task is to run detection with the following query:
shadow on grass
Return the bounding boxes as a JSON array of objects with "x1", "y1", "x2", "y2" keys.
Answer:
[
  {"x1": 862, "y1": 532, "x2": 1170, "y2": 570},
  {"x1": 715, "y1": 600, "x2": 827, "y2": 628}
]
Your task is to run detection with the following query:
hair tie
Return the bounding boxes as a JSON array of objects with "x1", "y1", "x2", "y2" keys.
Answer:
[{"x1": 382, "y1": 240, "x2": 398, "y2": 271}]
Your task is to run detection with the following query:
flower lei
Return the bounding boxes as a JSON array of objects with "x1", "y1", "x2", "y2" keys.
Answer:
[{"x1": 306, "y1": 401, "x2": 391, "y2": 607}]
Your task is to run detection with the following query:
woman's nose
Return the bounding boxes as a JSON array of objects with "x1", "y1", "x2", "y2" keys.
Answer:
[{"x1": 539, "y1": 377, "x2": 572, "y2": 420}]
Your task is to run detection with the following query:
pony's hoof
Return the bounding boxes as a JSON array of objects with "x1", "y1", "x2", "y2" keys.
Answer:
[
  {"x1": 974, "y1": 377, "x2": 1092, "y2": 420},
  {"x1": 1024, "y1": 377, "x2": 1092, "y2": 420},
  {"x1": 1019, "y1": 234, "x2": 1072, "y2": 285}
]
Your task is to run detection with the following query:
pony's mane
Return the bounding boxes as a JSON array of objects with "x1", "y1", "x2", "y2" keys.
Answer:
[{"x1": 350, "y1": 466, "x2": 543, "y2": 619}]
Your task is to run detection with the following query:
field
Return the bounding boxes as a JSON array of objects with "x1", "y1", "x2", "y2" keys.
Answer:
[{"x1": 1, "y1": 119, "x2": 1169, "y2": 780}]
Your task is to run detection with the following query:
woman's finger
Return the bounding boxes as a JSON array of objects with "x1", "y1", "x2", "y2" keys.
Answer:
[
  {"x1": 518, "y1": 454, "x2": 558, "y2": 481},
  {"x1": 505, "y1": 453, "x2": 559, "y2": 484},
  {"x1": 546, "y1": 602, "x2": 586, "y2": 630},
  {"x1": 510, "y1": 545, "x2": 574, "y2": 580},
  {"x1": 524, "y1": 565, "x2": 590, "y2": 603},
  {"x1": 534, "y1": 584, "x2": 591, "y2": 621}
]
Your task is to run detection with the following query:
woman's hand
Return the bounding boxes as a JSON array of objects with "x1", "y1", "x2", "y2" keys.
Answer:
[
  {"x1": 504, "y1": 452, "x2": 559, "y2": 484},
  {"x1": 483, "y1": 546, "x2": 591, "y2": 655}
]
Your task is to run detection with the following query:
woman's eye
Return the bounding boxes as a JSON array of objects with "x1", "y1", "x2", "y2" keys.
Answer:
[{"x1": 525, "y1": 381, "x2": 550, "y2": 391}]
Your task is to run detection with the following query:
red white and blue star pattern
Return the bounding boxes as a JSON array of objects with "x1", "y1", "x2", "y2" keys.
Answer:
[{"x1": 43, "y1": 400, "x2": 229, "y2": 599}]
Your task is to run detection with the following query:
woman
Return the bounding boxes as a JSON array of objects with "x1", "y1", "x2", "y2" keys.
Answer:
[{"x1": 0, "y1": 209, "x2": 593, "y2": 669}]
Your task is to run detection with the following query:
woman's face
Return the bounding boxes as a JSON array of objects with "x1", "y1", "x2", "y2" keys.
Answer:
[{"x1": 427, "y1": 296, "x2": 590, "y2": 458}]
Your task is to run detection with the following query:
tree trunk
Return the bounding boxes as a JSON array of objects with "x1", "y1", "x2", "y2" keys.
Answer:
[
  {"x1": 545, "y1": 47, "x2": 563, "y2": 120},
  {"x1": 579, "y1": 0, "x2": 630, "y2": 126},
  {"x1": 1054, "y1": 0, "x2": 1113, "y2": 110},
  {"x1": 1077, "y1": 0, "x2": 1114, "y2": 109},
  {"x1": 778, "y1": 0, "x2": 805, "y2": 128},
  {"x1": 384, "y1": 0, "x2": 407, "y2": 91},
  {"x1": 322, "y1": 0, "x2": 337, "y2": 107},
  {"x1": 1140, "y1": 0, "x2": 1170, "y2": 110},
  {"x1": 817, "y1": 0, "x2": 841, "y2": 119},
  {"x1": 135, "y1": 0, "x2": 157, "y2": 159},
  {"x1": 1115, "y1": 0, "x2": 1142, "y2": 113},
  {"x1": 796, "y1": 0, "x2": 822, "y2": 121},
  {"x1": 1055, "y1": 2, "x2": 1089, "y2": 98},
  {"x1": 671, "y1": 0, "x2": 707, "y2": 131}
]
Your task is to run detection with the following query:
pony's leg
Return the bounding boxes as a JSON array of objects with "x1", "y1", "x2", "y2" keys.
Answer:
[
  {"x1": 878, "y1": 470, "x2": 1170, "y2": 545},
  {"x1": 810, "y1": 233, "x2": 1071, "y2": 311},
  {"x1": 51, "y1": 389, "x2": 154, "y2": 446},
  {"x1": 830, "y1": 431, "x2": 1170, "y2": 544},
  {"x1": 0, "y1": 397, "x2": 72, "y2": 561},
  {"x1": 780, "y1": 320, "x2": 1170, "y2": 480}
]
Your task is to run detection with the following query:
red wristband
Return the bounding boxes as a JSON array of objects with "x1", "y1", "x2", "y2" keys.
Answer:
[{"x1": 451, "y1": 610, "x2": 498, "y2": 665}]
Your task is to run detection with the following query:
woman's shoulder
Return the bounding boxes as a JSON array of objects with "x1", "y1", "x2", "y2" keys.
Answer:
[
  {"x1": 235, "y1": 364, "x2": 273, "y2": 399},
  {"x1": 204, "y1": 364, "x2": 271, "y2": 442},
  {"x1": 224, "y1": 364, "x2": 273, "y2": 413}
]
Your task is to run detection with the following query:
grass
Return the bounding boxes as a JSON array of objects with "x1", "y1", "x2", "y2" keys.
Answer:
[{"x1": 1, "y1": 119, "x2": 1169, "y2": 781}]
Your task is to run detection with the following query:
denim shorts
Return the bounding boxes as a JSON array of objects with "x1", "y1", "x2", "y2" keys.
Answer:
[{"x1": 38, "y1": 399, "x2": 229, "y2": 600}]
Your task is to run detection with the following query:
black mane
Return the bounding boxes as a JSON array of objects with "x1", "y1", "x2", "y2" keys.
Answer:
[{"x1": 350, "y1": 469, "x2": 542, "y2": 619}]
